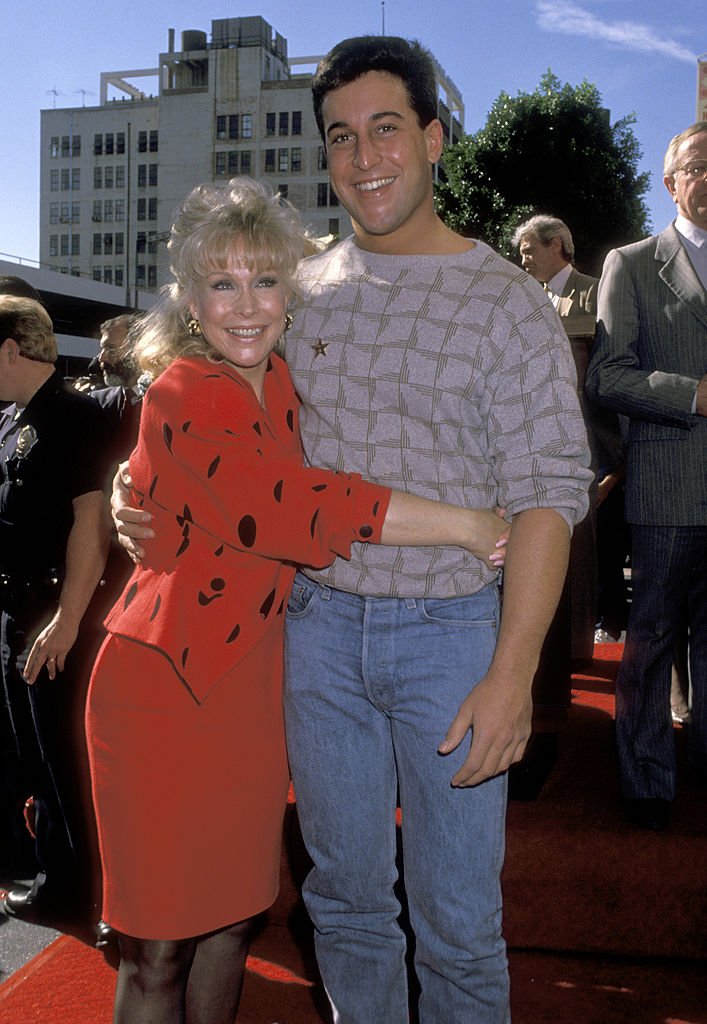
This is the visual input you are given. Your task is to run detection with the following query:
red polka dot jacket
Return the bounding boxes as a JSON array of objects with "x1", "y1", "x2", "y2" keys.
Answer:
[{"x1": 104, "y1": 354, "x2": 391, "y2": 703}]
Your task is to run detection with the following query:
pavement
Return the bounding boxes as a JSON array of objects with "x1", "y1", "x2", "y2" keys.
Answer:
[{"x1": 0, "y1": 875, "x2": 60, "y2": 984}]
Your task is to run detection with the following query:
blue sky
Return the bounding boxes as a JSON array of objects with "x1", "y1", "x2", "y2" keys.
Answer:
[{"x1": 2, "y1": 1, "x2": 703, "y2": 264}]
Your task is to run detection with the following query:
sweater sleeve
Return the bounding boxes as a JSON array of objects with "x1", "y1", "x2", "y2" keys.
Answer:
[{"x1": 130, "y1": 360, "x2": 391, "y2": 570}]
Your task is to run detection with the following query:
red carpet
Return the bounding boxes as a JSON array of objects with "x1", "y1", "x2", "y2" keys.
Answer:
[{"x1": 1, "y1": 642, "x2": 705, "y2": 1023}]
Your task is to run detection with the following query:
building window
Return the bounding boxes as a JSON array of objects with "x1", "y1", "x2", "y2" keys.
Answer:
[
  {"x1": 278, "y1": 184, "x2": 289, "y2": 200},
  {"x1": 61, "y1": 168, "x2": 70, "y2": 191},
  {"x1": 278, "y1": 148, "x2": 288, "y2": 173},
  {"x1": 149, "y1": 164, "x2": 158, "y2": 187},
  {"x1": 60, "y1": 235, "x2": 69, "y2": 256},
  {"x1": 115, "y1": 199, "x2": 125, "y2": 222},
  {"x1": 104, "y1": 267, "x2": 113, "y2": 284},
  {"x1": 116, "y1": 165, "x2": 125, "y2": 188},
  {"x1": 241, "y1": 115, "x2": 252, "y2": 139},
  {"x1": 104, "y1": 200, "x2": 113, "y2": 222},
  {"x1": 291, "y1": 147, "x2": 302, "y2": 172},
  {"x1": 93, "y1": 233, "x2": 102, "y2": 255},
  {"x1": 264, "y1": 149, "x2": 275, "y2": 173},
  {"x1": 116, "y1": 132, "x2": 125, "y2": 154},
  {"x1": 72, "y1": 202, "x2": 80, "y2": 223},
  {"x1": 72, "y1": 168, "x2": 80, "y2": 190},
  {"x1": 318, "y1": 147, "x2": 328, "y2": 171},
  {"x1": 266, "y1": 112, "x2": 276, "y2": 137},
  {"x1": 115, "y1": 232, "x2": 124, "y2": 255},
  {"x1": 240, "y1": 151, "x2": 251, "y2": 174},
  {"x1": 138, "y1": 131, "x2": 147, "y2": 153},
  {"x1": 148, "y1": 266, "x2": 157, "y2": 288},
  {"x1": 104, "y1": 233, "x2": 113, "y2": 255},
  {"x1": 105, "y1": 133, "x2": 114, "y2": 155},
  {"x1": 49, "y1": 235, "x2": 58, "y2": 256},
  {"x1": 148, "y1": 197, "x2": 157, "y2": 220},
  {"x1": 228, "y1": 151, "x2": 238, "y2": 175},
  {"x1": 137, "y1": 164, "x2": 146, "y2": 188},
  {"x1": 93, "y1": 200, "x2": 102, "y2": 222},
  {"x1": 61, "y1": 136, "x2": 70, "y2": 158},
  {"x1": 50, "y1": 203, "x2": 59, "y2": 224},
  {"x1": 149, "y1": 131, "x2": 158, "y2": 152},
  {"x1": 94, "y1": 167, "x2": 103, "y2": 189},
  {"x1": 228, "y1": 115, "x2": 239, "y2": 140},
  {"x1": 148, "y1": 232, "x2": 158, "y2": 255},
  {"x1": 137, "y1": 198, "x2": 146, "y2": 221},
  {"x1": 215, "y1": 152, "x2": 227, "y2": 176},
  {"x1": 318, "y1": 183, "x2": 339, "y2": 207},
  {"x1": 50, "y1": 169, "x2": 59, "y2": 191},
  {"x1": 93, "y1": 134, "x2": 102, "y2": 156},
  {"x1": 115, "y1": 267, "x2": 124, "y2": 287},
  {"x1": 216, "y1": 115, "x2": 226, "y2": 140},
  {"x1": 50, "y1": 137, "x2": 60, "y2": 158},
  {"x1": 137, "y1": 265, "x2": 146, "y2": 286},
  {"x1": 329, "y1": 218, "x2": 340, "y2": 237},
  {"x1": 72, "y1": 235, "x2": 80, "y2": 256},
  {"x1": 60, "y1": 202, "x2": 70, "y2": 223},
  {"x1": 279, "y1": 112, "x2": 289, "y2": 136},
  {"x1": 93, "y1": 268, "x2": 102, "y2": 282},
  {"x1": 292, "y1": 110, "x2": 302, "y2": 136},
  {"x1": 136, "y1": 232, "x2": 146, "y2": 254},
  {"x1": 104, "y1": 166, "x2": 114, "y2": 189}
]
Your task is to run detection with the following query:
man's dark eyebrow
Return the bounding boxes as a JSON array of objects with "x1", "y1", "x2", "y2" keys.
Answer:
[{"x1": 325, "y1": 110, "x2": 404, "y2": 138}]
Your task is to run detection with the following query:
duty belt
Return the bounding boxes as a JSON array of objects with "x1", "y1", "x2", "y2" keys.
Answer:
[{"x1": 0, "y1": 569, "x2": 64, "y2": 609}]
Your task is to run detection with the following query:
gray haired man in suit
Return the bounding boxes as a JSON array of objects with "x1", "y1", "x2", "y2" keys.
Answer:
[
  {"x1": 513, "y1": 215, "x2": 622, "y2": 663},
  {"x1": 585, "y1": 122, "x2": 707, "y2": 830}
]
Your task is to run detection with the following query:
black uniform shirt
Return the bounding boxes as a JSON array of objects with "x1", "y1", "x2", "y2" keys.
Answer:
[{"x1": 0, "y1": 371, "x2": 110, "y2": 575}]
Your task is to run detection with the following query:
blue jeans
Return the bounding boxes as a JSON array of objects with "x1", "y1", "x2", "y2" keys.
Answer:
[{"x1": 284, "y1": 573, "x2": 510, "y2": 1024}]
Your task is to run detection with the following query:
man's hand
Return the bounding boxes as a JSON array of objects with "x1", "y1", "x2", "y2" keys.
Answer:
[
  {"x1": 438, "y1": 668, "x2": 532, "y2": 786},
  {"x1": 111, "y1": 462, "x2": 153, "y2": 563},
  {"x1": 23, "y1": 614, "x2": 79, "y2": 684},
  {"x1": 696, "y1": 374, "x2": 707, "y2": 417},
  {"x1": 439, "y1": 508, "x2": 572, "y2": 787}
]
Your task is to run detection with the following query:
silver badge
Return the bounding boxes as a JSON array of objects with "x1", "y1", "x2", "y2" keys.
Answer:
[{"x1": 15, "y1": 425, "x2": 38, "y2": 460}]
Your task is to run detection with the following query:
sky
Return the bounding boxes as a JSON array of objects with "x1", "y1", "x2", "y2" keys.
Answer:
[{"x1": 2, "y1": 0, "x2": 704, "y2": 265}]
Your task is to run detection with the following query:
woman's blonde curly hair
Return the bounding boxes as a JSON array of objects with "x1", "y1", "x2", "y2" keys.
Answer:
[{"x1": 133, "y1": 177, "x2": 310, "y2": 378}]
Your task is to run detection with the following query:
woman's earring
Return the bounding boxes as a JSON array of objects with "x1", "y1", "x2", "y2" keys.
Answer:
[
  {"x1": 284, "y1": 312, "x2": 293, "y2": 332},
  {"x1": 187, "y1": 314, "x2": 203, "y2": 337}
]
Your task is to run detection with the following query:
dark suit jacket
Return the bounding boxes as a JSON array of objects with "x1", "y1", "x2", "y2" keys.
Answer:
[{"x1": 585, "y1": 223, "x2": 707, "y2": 525}]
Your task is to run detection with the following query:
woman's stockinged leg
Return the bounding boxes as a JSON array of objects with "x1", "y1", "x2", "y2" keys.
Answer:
[
  {"x1": 185, "y1": 917, "x2": 256, "y2": 1024},
  {"x1": 114, "y1": 917, "x2": 255, "y2": 1024},
  {"x1": 114, "y1": 936, "x2": 196, "y2": 1024}
]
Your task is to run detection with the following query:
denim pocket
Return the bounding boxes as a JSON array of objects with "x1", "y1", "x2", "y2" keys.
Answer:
[
  {"x1": 285, "y1": 576, "x2": 318, "y2": 618},
  {"x1": 419, "y1": 591, "x2": 497, "y2": 628}
]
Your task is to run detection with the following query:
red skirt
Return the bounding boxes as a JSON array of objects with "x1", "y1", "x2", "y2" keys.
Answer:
[{"x1": 85, "y1": 631, "x2": 289, "y2": 940}]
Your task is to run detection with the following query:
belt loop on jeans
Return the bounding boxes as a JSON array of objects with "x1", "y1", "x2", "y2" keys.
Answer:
[
  {"x1": 320, "y1": 584, "x2": 332, "y2": 602},
  {"x1": 405, "y1": 598, "x2": 417, "y2": 610}
]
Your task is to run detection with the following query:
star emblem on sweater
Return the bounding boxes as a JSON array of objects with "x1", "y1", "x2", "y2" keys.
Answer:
[{"x1": 311, "y1": 338, "x2": 329, "y2": 358}]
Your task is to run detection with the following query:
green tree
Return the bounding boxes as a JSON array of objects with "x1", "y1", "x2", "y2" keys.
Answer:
[{"x1": 435, "y1": 71, "x2": 651, "y2": 275}]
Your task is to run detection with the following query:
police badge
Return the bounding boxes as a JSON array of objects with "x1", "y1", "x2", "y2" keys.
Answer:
[{"x1": 15, "y1": 425, "x2": 38, "y2": 459}]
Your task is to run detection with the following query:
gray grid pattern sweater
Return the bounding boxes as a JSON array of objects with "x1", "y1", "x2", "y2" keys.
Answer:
[{"x1": 286, "y1": 237, "x2": 591, "y2": 598}]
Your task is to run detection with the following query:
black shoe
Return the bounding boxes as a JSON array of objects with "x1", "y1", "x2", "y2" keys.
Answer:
[
  {"x1": 95, "y1": 918, "x2": 115, "y2": 949},
  {"x1": 3, "y1": 885, "x2": 84, "y2": 925},
  {"x1": 623, "y1": 797, "x2": 671, "y2": 831}
]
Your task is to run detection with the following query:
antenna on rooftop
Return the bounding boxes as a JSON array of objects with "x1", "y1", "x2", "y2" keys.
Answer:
[
  {"x1": 74, "y1": 88, "x2": 95, "y2": 107},
  {"x1": 47, "y1": 87, "x2": 64, "y2": 109},
  {"x1": 382, "y1": 0, "x2": 386, "y2": 35}
]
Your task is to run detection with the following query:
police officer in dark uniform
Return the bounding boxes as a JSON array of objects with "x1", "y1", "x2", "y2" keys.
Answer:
[{"x1": 0, "y1": 295, "x2": 111, "y2": 925}]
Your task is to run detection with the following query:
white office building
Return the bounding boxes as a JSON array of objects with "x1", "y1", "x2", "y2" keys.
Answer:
[{"x1": 39, "y1": 16, "x2": 464, "y2": 297}]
